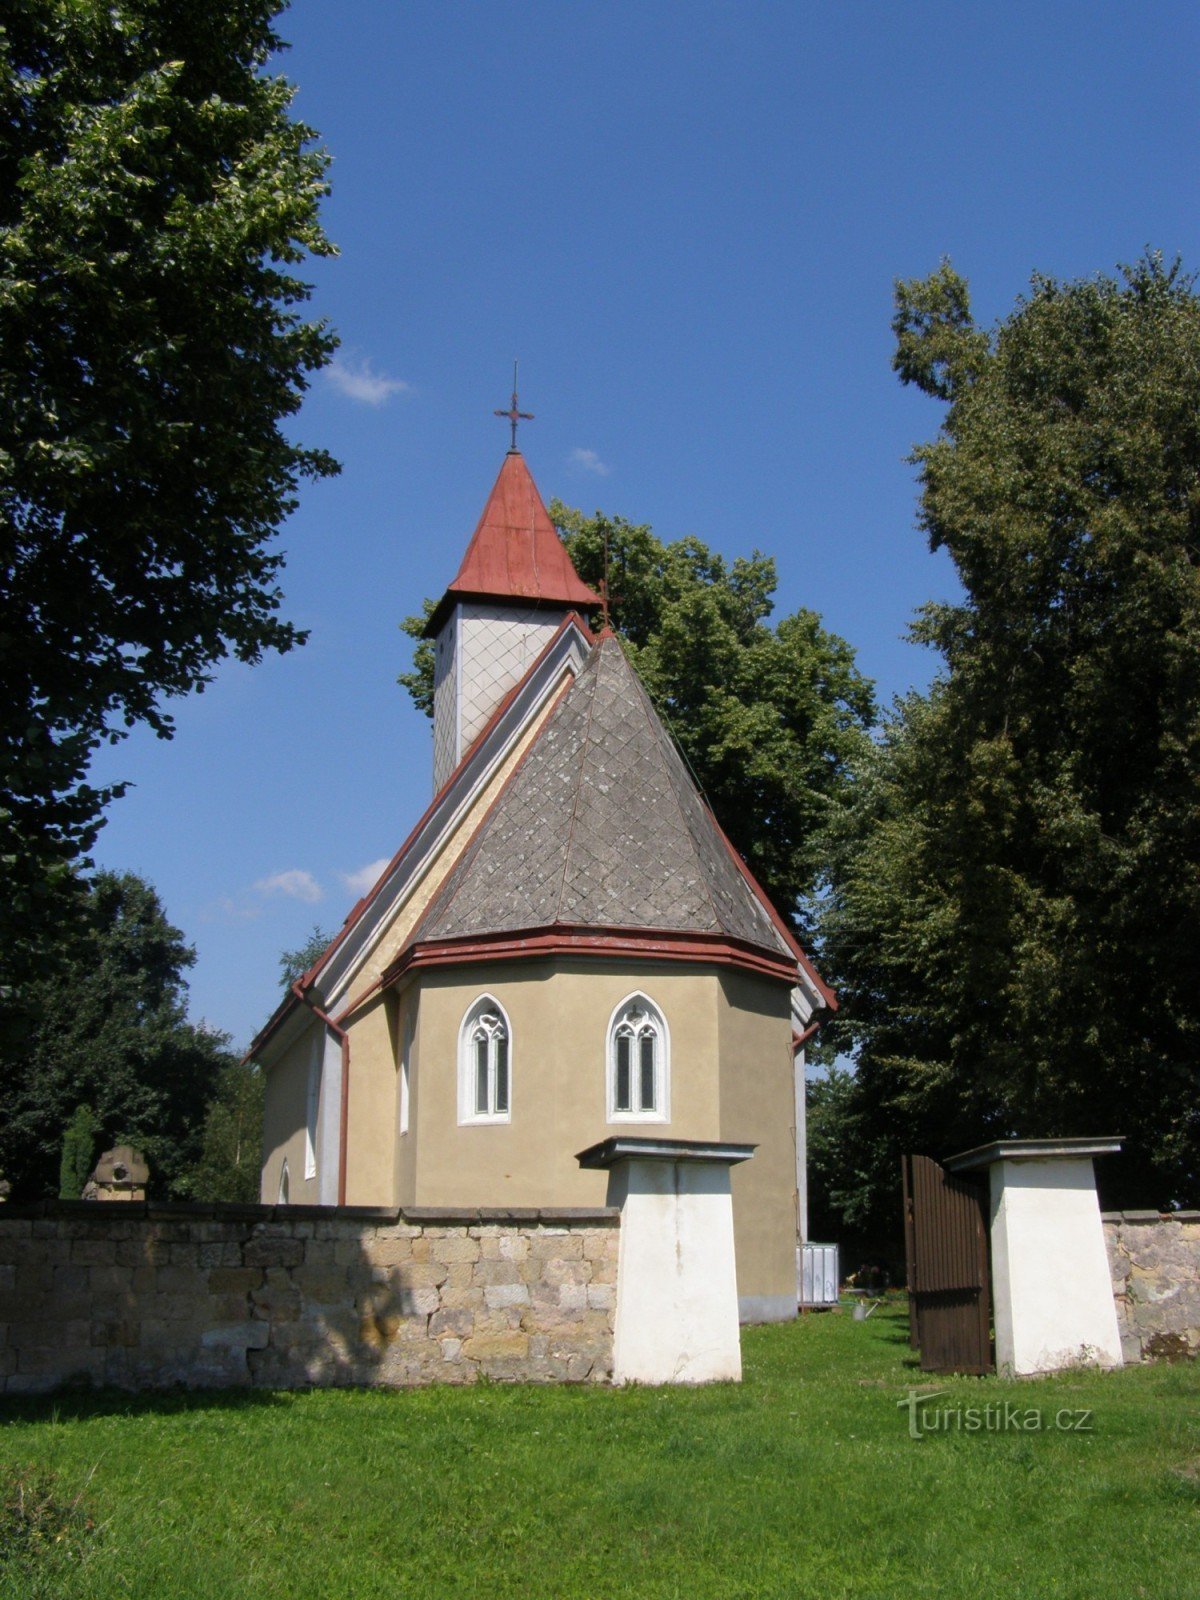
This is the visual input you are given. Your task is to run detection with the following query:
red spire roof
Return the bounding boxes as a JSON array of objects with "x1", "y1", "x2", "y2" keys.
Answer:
[{"x1": 426, "y1": 451, "x2": 600, "y2": 635}]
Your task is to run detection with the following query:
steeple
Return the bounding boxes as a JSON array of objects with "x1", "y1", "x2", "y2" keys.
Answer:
[
  {"x1": 426, "y1": 451, "x2": 599, "y2": 637},
  {"x1": 427, "y1": 452, "x2": 600, "y2": 792}
]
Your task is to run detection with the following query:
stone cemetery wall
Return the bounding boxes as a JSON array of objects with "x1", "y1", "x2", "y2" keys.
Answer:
[
  {"x1": 0, "y1": 1202, "x2": 619, "y2": 1395},
  {"x1": 1103, "y1": 1210, "x2": 1200, "y2": 1362}
]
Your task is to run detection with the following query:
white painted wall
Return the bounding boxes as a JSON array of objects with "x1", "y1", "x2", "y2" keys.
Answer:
[
  {"x1": 989, "y1": 1156, "x2": 1123, "y2": 1375},
  {"x1": 432, "y1": 602, "x2": 571, "y2": 792},
  {"x1": 607, "y1": 1157, "x2": 742, "y2": 1384}
]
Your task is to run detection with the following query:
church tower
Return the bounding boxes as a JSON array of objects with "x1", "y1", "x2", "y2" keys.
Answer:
[{"x1": 425, "y1": 449, "x2": 599, "y2": 791}]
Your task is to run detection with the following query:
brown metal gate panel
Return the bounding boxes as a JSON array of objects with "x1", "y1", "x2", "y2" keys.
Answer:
[{"x1": 902, "y1": 1153, "x2": 993, "y2": 1374}]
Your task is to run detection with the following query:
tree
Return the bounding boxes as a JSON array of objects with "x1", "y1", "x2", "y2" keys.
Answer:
[
  {"x1": 0, "y1": 871, "x2": 237, "y2": 1199},
  {"x1": 0, "y1": 1, "x2": 338, "y2": 1006},
  {"x1": 819, "y1": 255, "x2": 1200, "y2": 1239},
  {"x1": 279, "y1": 924, "x2": 336, "y2": 991},
  {"x1": 58, "y1": 1102, "x2": 100, "y2": 1199},
  {"x1": 401, "y1": 507, "x2": 875, "y2": 933},
  {"x1": 176, "y1": 1060, "x2": 264, "y2": 1203}
]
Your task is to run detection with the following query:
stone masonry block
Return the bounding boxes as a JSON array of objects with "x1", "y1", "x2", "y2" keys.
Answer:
[
  {"x1": 70, "y1": 1240, "x2": 116, "y2": 1267},
  {"x1": 439, "y1": 1285, "x2": 485, "y2": 1312},
  {"x1": 528, "y1": 1232, "x2": 583, "y2": 1260},
  {"x1": 430, "y1": 1309, "x2": 474, "y2": 1339},
  {"x1": 116, "y1": 1239, "x2": 171, "y2": 1267},
  {"x1": 53, "y1": 1265, "x2": 90, "y2": 1295},
  {"x1": 433, "y1": 1237, "x2": 482, "y2": 1264},
  {"x1": 484, "y1": 1283, "x2": 530, "y2": 1310},
  {"x1": 207, "y1": 1266, "x2": 263, "y2": 1296},
  {"x1": 462, "y1": 1330, "x2": 529, "y2": 1363},
  {"x1": 293, "y1": 1268, "x2": 349, "y2": 1305},
  {"x1": 540, "y1": 1257, "x2": 591, "y2": 1288},
  {"x1": 472, "y1": 1259, "x2": 522, "y2": 1287},
  {"x1": 244, "y1": 1237, "x2": 304, "y2": 1268},
  {"x1": 364, "y1": 1239, "x2": 414, "y2": 1268}
]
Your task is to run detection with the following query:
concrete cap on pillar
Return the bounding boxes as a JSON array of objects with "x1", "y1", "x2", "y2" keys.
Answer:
[
  {"x1": 576, "y1": 1136, "x2": 756, "y2": 1169},
  {"x1": 945, "y1": 1136, "x2": 1122, "y2": 1173}
]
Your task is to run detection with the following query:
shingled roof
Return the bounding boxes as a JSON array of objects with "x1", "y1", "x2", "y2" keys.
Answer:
[
  {"x1": 414, "y1": 632, "x2": 795, "y2": 962},
  {"x1": 426, "y1": 451, "x2": 600, "y2": 635}
]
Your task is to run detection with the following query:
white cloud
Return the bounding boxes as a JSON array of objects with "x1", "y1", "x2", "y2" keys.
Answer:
[
  {"x1": 204, "y1": 895, "x2": 264, "y2": 923},
  {"x1": 339, "y1": 857, "x2": 391, "y2": 897},
  {"x1": 254, "y1": 869, "x2": 324, "y2": 904},
  {"x1": 325, "y1": 353, "x2": 411, "y2": 406},
  {"x1": 569, "y1": 446, "x2": 611, "y2": 476}
]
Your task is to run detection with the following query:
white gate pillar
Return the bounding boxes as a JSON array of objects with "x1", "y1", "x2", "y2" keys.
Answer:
[
  {"x1": 946, "y1": 1137, "x2": 1123, "y2": 1376},
  {"x1": 577, "y1": 1136, "x2": 754, "y2": 1384}
]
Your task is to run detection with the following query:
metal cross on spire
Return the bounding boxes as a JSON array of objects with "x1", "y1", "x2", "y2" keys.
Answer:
[{"x1": 494, "y1": 361, "x2": 534, "y2": 451}]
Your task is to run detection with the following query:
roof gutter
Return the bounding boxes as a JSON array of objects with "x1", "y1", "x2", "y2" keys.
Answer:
[
  {"x1": 792, "y1": 1019, "x2": 822, "y2": 1054},
  {"x1": 291, "y1": 980, "x2": 350, "y2": 1207}
]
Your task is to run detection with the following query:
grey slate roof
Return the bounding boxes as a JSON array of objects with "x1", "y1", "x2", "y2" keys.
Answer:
[{"x1": 415, "y1": 634, "x2": 794, "y2": 961}]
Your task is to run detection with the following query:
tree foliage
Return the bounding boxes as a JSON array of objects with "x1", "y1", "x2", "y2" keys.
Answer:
[
  {"x1": 819, "y1": 255, "x2": 1200, "y2": 1237},
  {"x1": 0, "y1": 871, "x2": 236, "y2": 1199},
  {"x1": 176, "y1": 1059, "x2": 264, "y2": 1203},
  {"x1": 400, "y1": 505, "x2": 874, "y2": 931},
  {"x1": 278, "y1": 923, "x2": 336, "y2": 992},
  {"x1": 57, "y1": 1102, "x2": 99, "y2": 1200},
  {"x1": 0, "y1": 0, "x2": 337, "y2": 1003}
]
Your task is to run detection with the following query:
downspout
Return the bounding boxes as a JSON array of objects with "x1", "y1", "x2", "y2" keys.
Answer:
[{"x1": 292, "y1": 981, "x2": 351, "y2": 1206}]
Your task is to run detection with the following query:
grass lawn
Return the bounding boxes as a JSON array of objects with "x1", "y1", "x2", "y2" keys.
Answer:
[{"x1": 1, "y1": 1301, "x2": 1197, "y2": 1599}]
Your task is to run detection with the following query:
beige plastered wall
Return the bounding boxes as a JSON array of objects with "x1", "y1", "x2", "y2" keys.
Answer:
[
  {"x1": 261, "y1": 1021, "x2": 322, "y2": 1205},
  {"x1": 339, "y1": 955, "x2": 796, "y2": 1310},
  {"x1": 716, "y1": 969, "x2": 798, "y2": 1317},
  {"x1": 404, "y1": 959, "x2": 722, "y2": 1211}
]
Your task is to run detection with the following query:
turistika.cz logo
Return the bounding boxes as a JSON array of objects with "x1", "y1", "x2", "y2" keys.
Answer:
[{"x1": 898, "y1": 1389, "x2": 1094, "y2": 1439}]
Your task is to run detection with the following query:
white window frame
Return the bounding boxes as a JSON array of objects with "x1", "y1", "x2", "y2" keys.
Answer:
[
  {"x1": 277, "y1": 1159, "x2": 290, "y2": 1205},
  {"x1": 606, "y1": 992, "x2": 670, "y2": 1124},
  {"x1": 457, "y1": 995, "x2": 512, "y2": 1126}
]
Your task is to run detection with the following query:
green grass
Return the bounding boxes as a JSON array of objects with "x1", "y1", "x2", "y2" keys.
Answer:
[{"x1": 1, "y1": 1303, "x2": 1197, "y2": 1599}]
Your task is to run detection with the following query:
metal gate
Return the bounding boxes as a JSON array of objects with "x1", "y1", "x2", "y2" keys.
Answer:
[{"x1": 901, "y1": 1153, "x2": 993, "y2": 1374}]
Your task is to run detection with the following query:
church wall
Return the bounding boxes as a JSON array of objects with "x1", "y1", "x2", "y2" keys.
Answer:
[
  {"x1": 407, "y1": 959, "x2": 724, "y2": 1211},
  {"x1": 261, "y1": 1022, "x2": 323, "y2": 1206},
  {"x1": 342, "y1": 995, "x2": 400, "y2": 1208},
  {"x1": 716, "y1": 970, "x2": 798, "y2": 1323}
]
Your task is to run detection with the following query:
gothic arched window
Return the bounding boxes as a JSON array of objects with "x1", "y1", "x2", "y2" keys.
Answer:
[
  {"x1": 458, "y1": 996, "x2": 512, "y2": 1124},
  {"x1": 607, "y1": 994, "x2": 669, "y2": 1122}
]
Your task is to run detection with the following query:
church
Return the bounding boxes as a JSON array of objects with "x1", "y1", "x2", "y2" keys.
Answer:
[{"x1": 253, "y1": 434, "x2": 833, "y2": 1323}]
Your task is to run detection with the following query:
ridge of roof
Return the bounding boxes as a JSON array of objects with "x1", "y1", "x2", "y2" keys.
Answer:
[
  {"x1": 426, "y1": 451, "x2": 600, "y2": 636},
  {"x1": 413, "y1": 633, "x2": 801, "y2": 969}
]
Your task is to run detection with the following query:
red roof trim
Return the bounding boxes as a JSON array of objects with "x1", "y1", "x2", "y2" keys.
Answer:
[
  {"x1": 706, "y1": 816, "x2": 838, "y2": 1012},
  {"x1": 380, "y1": 924, "x2": 800, "y2": 987}
]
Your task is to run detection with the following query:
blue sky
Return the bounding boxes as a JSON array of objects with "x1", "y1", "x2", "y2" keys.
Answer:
[{"x1": 87, "y1": 0, "x2": 1197, "y2": 1049}]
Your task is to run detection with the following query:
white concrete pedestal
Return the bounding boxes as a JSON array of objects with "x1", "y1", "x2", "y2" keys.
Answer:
[
  {"x1": 577, "y1": 1136, "x2": 754, "y2": 1384},
  {"x1": 947, "y1": 1138, "x2": 1123, "y2": 1376}
]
